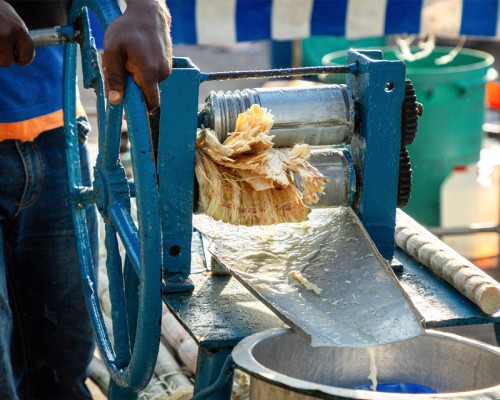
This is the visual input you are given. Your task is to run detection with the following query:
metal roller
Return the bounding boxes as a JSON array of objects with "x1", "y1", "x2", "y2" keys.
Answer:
[
  {"x1": 194, "y1": 147, "x2": 355, "y2": 213},
  {"x1": 296, "y1": 147, "x2": 355, "y2": 208},
  {"x1": 199, "y1": 85, "x2": 354, "y2": 148}
]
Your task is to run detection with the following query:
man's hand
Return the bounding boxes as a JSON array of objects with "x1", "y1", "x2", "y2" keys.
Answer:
[
  {"x1": 0, "y1": 0, "x2": 34, "y2": 67},
  {"x1": 102, "y1": 0, "x2": 172, "y2": 111}
]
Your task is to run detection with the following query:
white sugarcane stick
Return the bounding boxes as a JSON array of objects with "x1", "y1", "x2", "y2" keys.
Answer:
[
  {"x1": 88, "y1": 356, "x2": 110, "y2": 396},
  {"x1": 100, "y1": 270, "x2": 198, "y2": 373},
  {"x1": 98, "y1": 277, "x2": 194, "y2": 391},
  {"x1": 161, "y1": 306, "x2": 198, "y2": 374},
  {"x1": 396, "y1": 210, "x2": 500, "y2": 314},
  {"x1": 154, "y1": 342, "x2": 193, "y2": 389}
]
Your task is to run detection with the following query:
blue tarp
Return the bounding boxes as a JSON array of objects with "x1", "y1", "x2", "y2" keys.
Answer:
[{"x1": 90, "y1": 0, "x2": 500, "y2": 47}]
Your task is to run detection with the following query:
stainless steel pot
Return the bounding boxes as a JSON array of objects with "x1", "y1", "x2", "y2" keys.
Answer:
[{"x1": 232, "y1": 328, "x2": 500, "y2": 399}]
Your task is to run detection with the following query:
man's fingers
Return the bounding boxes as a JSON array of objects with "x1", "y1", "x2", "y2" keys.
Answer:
[
  {"x1": 0, "y1": 1, "x2": 33, "y2": 67},
  {"x1": 0, "y1": 40, "x2": 14, "y2": 66},
  {"x1": 102, "y1": 48, "x2": 127, "y2": 105},
  {"x1": 126, "y1": 59, "x2": 167, "y2": 111},
  {"x1": 141, "y1": 62, "x2": 170, "y2": 110},
  {"x1": 14, "y1": 31, "x2": 34, "y2": 66},
  {"x1": 140, "y1": 78, "x2": 160, "y2": 111}
]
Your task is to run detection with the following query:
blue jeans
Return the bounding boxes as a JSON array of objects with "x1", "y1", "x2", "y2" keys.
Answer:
[{"x1": 0, "y1": 119, "x2": 98, "y2": 399}]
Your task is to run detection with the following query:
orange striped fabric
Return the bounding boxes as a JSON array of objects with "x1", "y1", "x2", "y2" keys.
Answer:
[{"x1": 0, "y1": 100, "x2": 86, "y2": 142}]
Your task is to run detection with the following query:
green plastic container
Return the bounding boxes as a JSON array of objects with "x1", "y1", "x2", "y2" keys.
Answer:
[
  {"x1": 302, "y1": 36, "x2": 386, "y2": 68},
  {"x1": 321, "y1": 46, "x2": 494, "y2": 226}
]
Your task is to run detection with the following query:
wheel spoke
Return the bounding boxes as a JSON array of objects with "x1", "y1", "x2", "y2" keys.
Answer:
[
  {"x1": 104, "y1": 224, "x2": 132, "y2": 367},
  {"x1": 74, "y1": 208, "x2": 116, "y2": 364},
  {"x1": 102, "y1": 101, "x2": 123, "y2": 169},
  {"x1": 109, "y1": 204, "x2": 141, "y2": 277},
  {"x1": 64, "y1": 39, "x2": 118, "y2": 372},
  {"x1": 65, "y1": 2, "x2": 162, "y2": 391}
]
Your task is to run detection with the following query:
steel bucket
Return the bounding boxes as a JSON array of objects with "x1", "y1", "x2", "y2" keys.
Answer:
[{"x1": 232, "y1": 328, "x2": 500, "y2": 399}]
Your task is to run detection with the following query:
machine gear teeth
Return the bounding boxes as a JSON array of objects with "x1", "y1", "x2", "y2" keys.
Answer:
[
  {"x1": 401, "y1": 79, "x2": 423, "y2": 146},
  {"x1": 397, "y1": 147, "x2": 412, "y2": 208},
  {"x1": 398, "y1": 79, "x2": 422, "y2": 208}
]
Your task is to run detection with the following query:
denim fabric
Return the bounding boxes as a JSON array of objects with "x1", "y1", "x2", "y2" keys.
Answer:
[{"x1": 0, "y1": 119, "x2": 98, "y2": 400}]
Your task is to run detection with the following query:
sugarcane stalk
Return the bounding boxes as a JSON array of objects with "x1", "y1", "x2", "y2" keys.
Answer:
[
  {"x1": 98, "y1": 275, "x2": 194, "y2": 391},
  {"x1": 88, "y1": 356, "x2": 110, "y2": 396},
  {"x1": 396, "y1": 210, "x2": 500, "y2": 314},
  {"x1": 161, "y1": 306, "x2": 198, "y2": 374}
]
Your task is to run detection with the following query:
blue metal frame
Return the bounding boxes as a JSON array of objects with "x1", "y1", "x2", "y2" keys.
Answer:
[
  {"x1": 63, "y1": 1, "x2": 162, "y2": 397},
  {"x1": 192, "y1": 354, "x2": 235, "y2": 400},
  {"x1": 192, "y1": 349, "x2": 234, "y2": 399},
  {"x1": 158, "y1": 58, "x2": 200, "y2": 292},
  {"x1": 156, "y1": 51, "x2": 406, "y2": 399},
  {"x1": 347, "y1": 50, "x2": 405, "y2": 260}
]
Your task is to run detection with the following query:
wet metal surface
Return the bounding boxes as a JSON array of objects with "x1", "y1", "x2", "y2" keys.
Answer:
[
  {"x1": 163, "y1": 235, "x2": 284, "y2": 348},
  {"x1": 194, "y1": 208, "x2": 425, "y2": 347}
]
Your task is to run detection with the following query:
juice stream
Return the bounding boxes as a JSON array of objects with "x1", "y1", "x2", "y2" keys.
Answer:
[{"x1": 366, "y1": 347, "x2": 378, "y2": 391}]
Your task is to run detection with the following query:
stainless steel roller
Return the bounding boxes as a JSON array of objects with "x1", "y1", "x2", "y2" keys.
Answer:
[
  {"x1": 199, "y1": 85, "x2": 354, "y2": 148},
  {"x1": 295, "y1": 147, "x2": 355, "y2": 208},
  {"x1": 194, "y1": 147, "x2": 355, "y2": 213}
]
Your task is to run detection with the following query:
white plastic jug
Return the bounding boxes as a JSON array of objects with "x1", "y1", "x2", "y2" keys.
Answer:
[{"x1": 440, "y1": 156, "x2": 500, "y2": 259}]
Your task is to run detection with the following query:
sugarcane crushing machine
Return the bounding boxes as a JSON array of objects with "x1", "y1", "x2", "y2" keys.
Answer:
[{"x1": 30, "y1": 1, "x2": 500, "y2": 399}]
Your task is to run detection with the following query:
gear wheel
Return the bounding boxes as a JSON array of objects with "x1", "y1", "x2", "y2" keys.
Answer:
[
  {"x1": 398, "y1": 79, "x2": 423, "y2": 207},
  {"x1": 397, "y1": 148, "x2": 412, "y2": 208},
  {"x1": 401, "y1": 79, "x2": 423, "y2": 146}
]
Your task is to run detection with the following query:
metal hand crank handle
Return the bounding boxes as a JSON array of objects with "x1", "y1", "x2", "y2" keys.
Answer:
[
  {"x1": 30, "y1": 27, "x2": 358, "y2": 80},
  {"x1": 29, "y1": 26, "x2": 77, "y2": 47}
]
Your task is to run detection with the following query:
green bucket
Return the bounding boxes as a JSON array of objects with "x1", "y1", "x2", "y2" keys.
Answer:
[
  {"x1": 301, "y1": 36, "x2": 386, "y2": 68},
  {"x1": 322, "y1": 46, "x2": 494, "y2": 226}
]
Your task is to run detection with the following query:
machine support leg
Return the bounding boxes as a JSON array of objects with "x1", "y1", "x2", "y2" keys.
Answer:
[
  {"x1": 193, "y1": 346, "x2": 234, "y2": 400},
  {"x1": 108, "y1": 381, "x2": 138, "y2": 400}
]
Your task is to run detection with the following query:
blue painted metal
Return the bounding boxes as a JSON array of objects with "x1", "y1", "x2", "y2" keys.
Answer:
[
  {"x1": 163, "y1": 235, "x2": 284, "y2": 399},
  {"x1": 109, "y1": 204, "x2": 141, "y2": 275},
  {"x1": 193, "y1": 348, "x2": 234, "y2": 400},
  {"x1": 347, "y1": 49, "x2": 405, "y2": 260},
  {"x1": 63, "y1": 1, "x2": 162, "y2": 396},
  {"x1": 164, "y1": 270, "x2": 284, "y2": 350},
  {"x1": 192, "y1": 355, "x2": 235, "y2": 400},
  {"x1": 105, "y1": 222, "x2": 132, "y2": 367},
  {"x1": 158, "y1": 58, "x2": 199, "y2": 292}
]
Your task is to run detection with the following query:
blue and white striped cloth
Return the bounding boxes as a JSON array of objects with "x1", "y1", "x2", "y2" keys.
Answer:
[{"x1": 167, "y1": 0, "x2": 500, "y2": 45}]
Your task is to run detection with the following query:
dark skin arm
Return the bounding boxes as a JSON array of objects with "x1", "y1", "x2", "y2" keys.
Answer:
[{"x1": 0, "y1": 0, "x2": 172, "y2": 111}]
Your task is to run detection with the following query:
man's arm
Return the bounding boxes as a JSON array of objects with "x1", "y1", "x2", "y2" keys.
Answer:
[
  {"x1": 102, "y1": 0, "x2": 172, "y2": 111},
  {"x1": 0, "y1": 0, "x2": 34, "y2": 67},
  {"x1": 0, "y1": 0, "x2": 172, "y2": 110}
]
